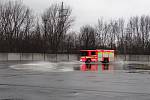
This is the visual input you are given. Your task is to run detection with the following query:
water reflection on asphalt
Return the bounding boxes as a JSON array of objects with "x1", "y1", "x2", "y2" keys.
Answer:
[
  {"x1": 74, "y1": 64, "x2": 114, "y2": 72},
  {"x1": 1, "y1": 61, "x2": 150, "y2": 100},
  {"x1": 8, "y1": 61, "x2": 150, "y2": 73}
]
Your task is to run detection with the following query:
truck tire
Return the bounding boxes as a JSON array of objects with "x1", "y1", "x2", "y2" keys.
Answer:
[
  {"x1": 85, "y1": 58, "x2": 91, "y2": 63},
  {"x1": 103, "y1": 58, "x2": 109, "y2": 63}
]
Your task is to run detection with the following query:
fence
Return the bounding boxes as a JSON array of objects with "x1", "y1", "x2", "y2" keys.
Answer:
[
  {"x1": 0, "y1": 53, "x2": 150, "y2": 61},
  {"x1": 0, "y1": 53, "x2": 79, "y2": 61}
]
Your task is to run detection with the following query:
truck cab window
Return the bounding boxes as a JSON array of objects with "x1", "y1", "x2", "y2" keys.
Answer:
[
  {"x1": 91, "y1": 51, "x2": 96, "y2": 55},
  {"x1": 81, "y1": 51, "x2": 88, "y2": 56}
]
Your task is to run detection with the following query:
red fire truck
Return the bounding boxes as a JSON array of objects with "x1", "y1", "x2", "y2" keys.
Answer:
[{"x1": 80, "y1": 49, "x2": 115, "y2": 63}]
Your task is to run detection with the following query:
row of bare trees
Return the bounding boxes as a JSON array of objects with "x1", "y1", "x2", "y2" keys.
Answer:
[
  {"x1": 0, "y1": 1, "x2": 73, "y2": 53},
  {"x1": 80, "y1": 16, "x2": 150, "y2": 54},
  {"x1": 1, "y1": 0, "x2": 150, "y2": 54},
  {"x1": 0, "y1": 1, "x2": 36, "y2": 52}
]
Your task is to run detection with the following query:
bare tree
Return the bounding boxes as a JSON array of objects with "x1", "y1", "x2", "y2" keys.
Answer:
[
  {"x1": 124, "y1": 16, "x2": 150, "y2": 54},
  {"x1": 115, "y1": 19, "x2": 125, "y2": 53},
  {"x1": 79, "y1": 25, "x2": 96, "y2": 49},
  {"x1": 41, "y1": 2, "x2": 74, "y2": 53},
  {"x1": 0, "y1": 0, "x2": 34, "y2": 52}
]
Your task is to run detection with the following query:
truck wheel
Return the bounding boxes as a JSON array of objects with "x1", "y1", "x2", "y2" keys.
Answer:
[
  {"x1": 85, "y1": 58, "x2": 91, "y2": 63},
  {"x1": 103, "y1": 58, "x2": 109, "y2": 63}
]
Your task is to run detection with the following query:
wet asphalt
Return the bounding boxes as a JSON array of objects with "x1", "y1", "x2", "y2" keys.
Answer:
[{"x1": 0, "y1": 61, "x2": 150, "y2": 100}]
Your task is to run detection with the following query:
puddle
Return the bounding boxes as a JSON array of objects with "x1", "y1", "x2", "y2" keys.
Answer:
[
  {"x1": 122, "y1": 63, "x2": 150, "y2": 74},
  {"x1": 0, "y1": 98, "x2": 23, "y2": 100},
  {"x1": 9, "y1": 61, "x2": 150, "y2": 73},
  {"x1": 9, "y1": 62, "x2": 74, "y2": 72},
  {"x1": 74, "y1": 63, "x2": 114, "y2": 72},
  {"x1": 123, "y1": 63, "x2": 150, "y2": 70}
]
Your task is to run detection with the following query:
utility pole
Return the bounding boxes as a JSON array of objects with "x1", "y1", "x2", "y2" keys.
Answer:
[
  {"x1": 56, "y1": 2, "x2": 68, "y2": 52},
  {"x1": 58, "y1": 2, "x2": 68, "y2": 34},
  {"x1": 55, "y1": 2, "x2": 69, "y2": 59}
]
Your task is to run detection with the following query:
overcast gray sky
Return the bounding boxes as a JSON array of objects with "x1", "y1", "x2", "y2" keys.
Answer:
[{"x1": 20, "y1": 0, "x2": 150, "y2": 31}]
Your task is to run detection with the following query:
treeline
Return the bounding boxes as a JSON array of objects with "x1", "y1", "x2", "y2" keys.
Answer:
[{"x1": 1, "y1": 1, "x2": 150, "y2": 54}]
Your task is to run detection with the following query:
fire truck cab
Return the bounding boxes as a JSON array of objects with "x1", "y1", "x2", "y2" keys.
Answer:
[{"x1": 80, "y1": 49, "x2": 115, "y2": 63}]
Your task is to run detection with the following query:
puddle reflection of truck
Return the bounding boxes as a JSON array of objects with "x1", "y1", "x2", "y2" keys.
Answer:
[
  {"x1": 80, "y1": 64, "x2": 114, "y2": 72},
  {"x1": 80, "y1": 49, "x2": 115, "y2": 63}
]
